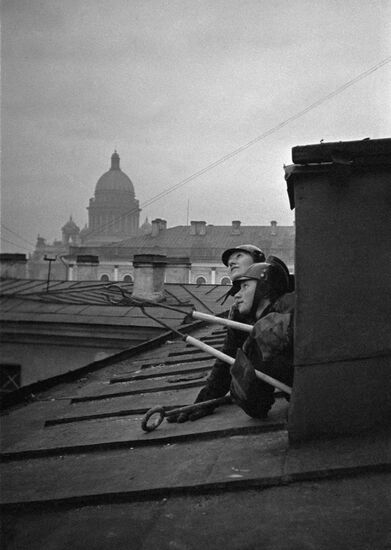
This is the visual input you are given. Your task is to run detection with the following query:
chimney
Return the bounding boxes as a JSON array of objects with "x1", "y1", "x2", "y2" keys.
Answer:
[
  {"x1": 151, "y1": 218, "x2": 161, "y2": 237},
  {"x1": 132, "y1": 254, "x2": 167, "y2": 302},
  {"x1": 0, "y1": 253, "x2": 27, "y2": 279},
  {"x1": 231, "y1": 220, "x2": 241, "y2": 235},
  {"x1": 190, "y1": 220, "x2": 207, "y2": 236},
  {"x1": 158, "y1": 219, "x2": 167, "y2": 231},
  {"x1": 270, "y1": 220, "x2": 277, "y2": 236},
  {"x1": 76, "y1": 255, "x2": 99, "y2": 281}
]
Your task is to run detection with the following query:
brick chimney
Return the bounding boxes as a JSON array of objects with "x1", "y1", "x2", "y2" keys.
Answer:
[
  {"x1": 76, "y1": 255, "x2": 99, "y2": 281},
  {"x1": 231, "y1": 220, "x2": 241, "y2": 235},
  {"x1": 158, "y1": 219, "x2": 167, "y2": 231},
  {"x1": 0, "y1": 254, "x2": 27, "y2": 279},
  {"x1": 151, "y1": 219, "x2": 161, "y2": 237},
  {"x1": 190, "y1": 221, "x2": 206, "y2": 236},
  {"x1": 151, "y1": 218, "x2": 167, "y2": 237},
  {"x1": 132, "y1": 254, "x2": 167, "y2": 302}
]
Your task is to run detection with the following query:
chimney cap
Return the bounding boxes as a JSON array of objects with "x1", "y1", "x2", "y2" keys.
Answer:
[{"x1": 231, "y1": 220, "x2": 241, "y2": 235}]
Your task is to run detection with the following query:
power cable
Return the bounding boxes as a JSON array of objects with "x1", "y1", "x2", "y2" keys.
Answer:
[
  {"x1": 1, "y1": 224, "x2": 36, "y2": 247},
  {"x1": 0, "y1": 236, "x2": 31, "y2": 252},
  {"x1": 81, "y1": 55, "x2": 391, "y2": 244}
]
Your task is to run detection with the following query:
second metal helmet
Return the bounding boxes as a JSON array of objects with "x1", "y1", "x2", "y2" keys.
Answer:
[
  {"x1": 221, "y1": 244, "x2": 265, "y2": 266},
  {"x1": 236, "y1": 262, "x2": 290, "y2": 298},
  {"x1": 266, "y1": 255, "x2": 294, "y2": 292}
]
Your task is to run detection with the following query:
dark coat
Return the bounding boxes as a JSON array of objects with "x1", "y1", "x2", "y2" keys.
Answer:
[{"x1": 195, "y1": 292, "x2": 295, "y2": 404}]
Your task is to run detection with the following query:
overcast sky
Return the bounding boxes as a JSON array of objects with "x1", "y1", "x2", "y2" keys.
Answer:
[{"x1": 1, "y1": 0, "x2": 390, "y2": 253}]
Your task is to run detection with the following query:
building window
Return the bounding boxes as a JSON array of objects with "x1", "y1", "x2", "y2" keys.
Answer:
[
  {"x1": 220, "y1": 277, "x2": 231, "y2": 286},
  {"x1": 0, "y1": 364, "x2": 21, "y2": 394},
  {"x1": 196, "y1": 276, "x2": 207, "y2": 285},
  {"x1": 100, "y1": 274, "x2": 110, "y2": 282},
  {"x1": 123, "y1": 274, "x2": 133, "y2": 283}
]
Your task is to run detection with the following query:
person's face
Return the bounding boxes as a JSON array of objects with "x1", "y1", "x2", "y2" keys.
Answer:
[
  {"x1": 227, "y1": 251, "x2": 254, "y2": 281},
  {"x1": 234, "y1": 279, "x2": 257, "y2": 315}
]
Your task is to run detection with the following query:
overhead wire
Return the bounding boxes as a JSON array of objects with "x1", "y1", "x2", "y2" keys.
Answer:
[
  {"x1": 3, "y1": 56, "x2": 390, "y2": 251},
  {"x1": 0, "y1": 236, "x2": 31, "y2": 252},
  {"x1": 78, "y1": 55, "x2": 391, "y2": 244},
  {"x1": 1, "y1": 224, "x2": 36, "y2": 247}
]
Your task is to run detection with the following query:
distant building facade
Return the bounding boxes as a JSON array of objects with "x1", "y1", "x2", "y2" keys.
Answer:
[
  {"x1": 28, "y1": 151, "x2": 295, "y2": 283},
  {"x1": 65, "y1": 219, "x2": 295, "y2": 284}
]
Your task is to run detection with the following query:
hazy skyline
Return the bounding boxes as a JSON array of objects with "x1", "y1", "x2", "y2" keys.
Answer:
[{"x1": 2, "y1": 0, "x2": 390, "y2": 253}]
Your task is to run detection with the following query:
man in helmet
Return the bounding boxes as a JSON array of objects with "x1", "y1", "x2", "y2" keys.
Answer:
[
  {"x1": 230, "y1": 262, "x2": 294, "y2": 418},
  {"x1": 168, "y1": 252, "x2": 293, "y2": 423},
  {"x1": 222, "y1": 244, "x2": 266, "y2": 279},
  {"x1": 168, "y1": 244, "x2": 266, "y2": 423}
]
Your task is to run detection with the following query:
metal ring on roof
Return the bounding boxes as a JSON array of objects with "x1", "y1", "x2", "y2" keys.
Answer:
[{"x1": 141, "y1": 406, "x2": 166, "y2": 432}]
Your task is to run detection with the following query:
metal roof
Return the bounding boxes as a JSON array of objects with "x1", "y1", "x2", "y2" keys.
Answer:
[
  {"x1": 0, "y1": 279, "x2": 231, "y2": 329},
  {"x1": 1, "y1": 314, "x2": 389, "y2": 548}
]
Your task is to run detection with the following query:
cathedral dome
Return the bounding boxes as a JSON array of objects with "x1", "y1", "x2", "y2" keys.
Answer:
[{"x1": 95, "y1": 151, "x2": 135, "y2": 195}]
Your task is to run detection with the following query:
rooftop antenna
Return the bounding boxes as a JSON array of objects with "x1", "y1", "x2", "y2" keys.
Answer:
[
  {"x1": 44, "y1": 255, "x2": 56, "y2": 292},
  {"x1": 186, "y1": 199, "x2": 190, "y2": 226}
]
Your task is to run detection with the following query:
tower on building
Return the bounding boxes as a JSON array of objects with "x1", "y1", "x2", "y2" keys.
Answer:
[{"x1": 61, "y1": 215, "x2": 80, "y2": 245}]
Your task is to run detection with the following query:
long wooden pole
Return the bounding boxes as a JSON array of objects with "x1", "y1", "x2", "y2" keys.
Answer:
[
  {"x1": 185, "y1": 335, "x2": 292, "y2": 395},
  {"x1": 191, "y1": 311, "x2": 253, "y2": 332}
]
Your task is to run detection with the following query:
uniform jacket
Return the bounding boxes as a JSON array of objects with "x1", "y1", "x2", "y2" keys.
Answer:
[{"x1": 195, "y1": 292, "x2": 295, "y2": 404}]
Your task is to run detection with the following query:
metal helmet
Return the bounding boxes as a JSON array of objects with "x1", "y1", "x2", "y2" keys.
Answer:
[
  {"x1": 266, "y1": 255, "x2": 294, "y2": 292},
  {"x1": 236, "y1": 261, "x2": 290, "y2": 300},
  {"x1": 221, "y1": 244, "x2": 265, "y2": 266},
  {"x1": 266, "y1": 255, "x2": 289, "y2": 280}
]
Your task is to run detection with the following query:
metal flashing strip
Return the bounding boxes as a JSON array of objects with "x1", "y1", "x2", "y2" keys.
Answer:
[
  {"x1": 2, "y1": 428, "x2": 389, "y2": 509},
  {"x1": 141, "y1": 356, "x2": 214, "y2": 368},
  {"x1": 2, "y1": 461, "x2": 389, "y2": 511},
  {"x1": 0, "y1": 421, "x2": 286, "y2": 462},
  {"x1": 70, "y1": 379, "x2": 207, "y2": 403},
  {"x1": 46, "y1": 393, "x2": 286, "y2": 427},
  {"x1": 110, "y1": 364, "x2": 212, "y2": 383},
  {"x1": 40, "y1": 388, "x2": 202, "y2": 425},
  {"x1": 45, "y1": 389, "x2": 285, "y2": 427},
  {"x1": 168, "y1": 347, "x2": 222, "y2": 357}
]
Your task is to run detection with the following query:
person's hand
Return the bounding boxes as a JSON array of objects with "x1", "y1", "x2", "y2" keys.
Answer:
[
  {"x1": 166, "y1": 404, "x2": 216, "y2": 423},
  {"x1": 230, "y1": 349, "x2": 273, "y2": 419}
]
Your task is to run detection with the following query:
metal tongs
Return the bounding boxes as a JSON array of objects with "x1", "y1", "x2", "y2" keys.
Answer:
[{"x1": 138, "y1": 305, "x2": 291, "y2": 432}]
